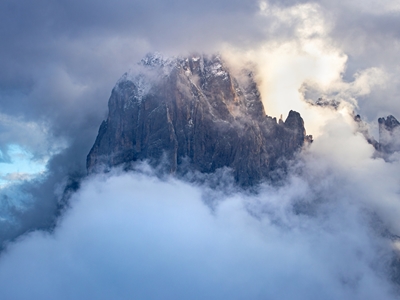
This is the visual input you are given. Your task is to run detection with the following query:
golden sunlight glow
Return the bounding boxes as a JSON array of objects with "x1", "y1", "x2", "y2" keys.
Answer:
[{"x1": 224, "y1": 1, "x2": 387, "y2": 138}]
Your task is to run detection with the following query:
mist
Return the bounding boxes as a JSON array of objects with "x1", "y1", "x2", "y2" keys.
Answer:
[
  {"x1": 1, "y1": 140, "x2": 399, "y2": 299},
  {"x1": 2, "y1": 107, "x2": 400, "y2": 298},
  {"x1": 1, "y1": 0, "x2": 400, "y2": 298}
]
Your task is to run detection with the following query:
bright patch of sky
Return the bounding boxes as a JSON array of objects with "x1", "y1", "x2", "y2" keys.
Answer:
[
  {"x1": 0, "y1": 144, "x2": 47, "y2": 188},
  {"x1": 223, "y1": 1, "x2": 389, "y2": 138}
]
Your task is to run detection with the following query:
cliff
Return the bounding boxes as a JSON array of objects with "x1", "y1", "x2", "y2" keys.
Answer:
[
  {"x1": 87, "y1": 53, "x2": 311, "y2": 186},
  {"x1": 378, "y1": 115, "x2": 400, "y2": 154}
]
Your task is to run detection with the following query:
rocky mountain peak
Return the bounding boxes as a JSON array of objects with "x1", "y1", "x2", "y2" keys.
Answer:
[
  {"x1": 87, "y1": 53, "x2": 312, "y2": 186},
  {"x1": 355, "y1": 114, "x2": 400, "y2": 155},
  {"x1": 379, "y1": 115, "x2": 400, "y2": 131},
  {"x1": 378, "y1": 115, "x2": 400, "y2": 154},
  {"x1": 140, "y1": 52, "x2": 168, "y2": 66}
]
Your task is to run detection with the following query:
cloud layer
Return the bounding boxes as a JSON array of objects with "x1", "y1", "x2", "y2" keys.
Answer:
[
  {"x1": 0, "y1": 0, "x2": 400, "y2": 297},
  {"x1": 0, "y1": 163, "x2": 398, "y2": 300},
  {"x1": 1, "y1": 108, "x2": 400, "y2": 298}
]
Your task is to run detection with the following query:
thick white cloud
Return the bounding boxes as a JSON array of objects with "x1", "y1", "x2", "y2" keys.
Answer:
[
  {"x1": 0, "y1": 0, "x2": 400, "y2": 297},
  {"x1": 222, "y1": 1, "x2": 394, "y2": 138},
  {"x1": 0, "y1": 141, "x2": 399, "y2": 299}
]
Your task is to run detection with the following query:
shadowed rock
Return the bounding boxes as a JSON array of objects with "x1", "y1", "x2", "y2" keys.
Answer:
[
  {"x1": 378, "y1": 115, "x2": 400, "y2": 154},
  {"x1": 87, "y1": 53, "x2": 312, "y2": 186}
]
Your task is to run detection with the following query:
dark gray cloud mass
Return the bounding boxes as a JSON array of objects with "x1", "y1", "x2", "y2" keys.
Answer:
[
  {"x1": 0, "y1": 0, "x2": 267, "y2": 244},
  {"x1": 1, "y1": 0, "x2": 400, "y2": 298}
]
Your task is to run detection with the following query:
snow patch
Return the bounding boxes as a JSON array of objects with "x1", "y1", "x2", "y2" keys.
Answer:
[
  {"x1": 114, "y1": 73, "x2": 152, "y2": 110},
  {"x1": 140, "y1": 52, "x2": 177, "y2": 76},
  {"x1": 207, "y1": 61, "x2": 229, "y2": 80},
  {"x1": 140, "y1": 52, "x2": 166, "y2": 67},
  {"x1": 128, "y1": 75, "x2": 151, "y2": 109}
]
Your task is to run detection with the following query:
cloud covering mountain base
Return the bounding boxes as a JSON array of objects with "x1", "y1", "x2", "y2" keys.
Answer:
[
  {"x1": 1, "y1": 0, "x2": 400, "y2": 298},
  {"x1": 1, "y1": 117, "x2": 400, "y2": 300}
]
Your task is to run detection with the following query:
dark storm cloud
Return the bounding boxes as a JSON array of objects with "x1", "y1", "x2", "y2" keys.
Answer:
[
  {"x1": 0, "y1": 0, "x2": 270, "y2": 247},
  {"x1": 0, "y1": 0, "x2": 265, "y2": 155},
  {"x1": 0, "y1": 0, "x2": 262, "y2": 85},
  {"x1": 1, "y1": 0, "x2": 398, "y2": 135}
]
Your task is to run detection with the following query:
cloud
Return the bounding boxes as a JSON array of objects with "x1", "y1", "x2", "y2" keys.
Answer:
[
  {"x1": 0, "y1": 0, "x2": 398, "y2": 165},
  {"x1": 0, "y1": 0, "x2": 400, "y2": 297},
  {"x1": 0, "y1": 165, "x2": 398, "y2": 300}
]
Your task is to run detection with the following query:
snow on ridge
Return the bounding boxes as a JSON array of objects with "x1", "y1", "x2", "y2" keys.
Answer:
[
  {"x1": 130, "y1": 74, "x2": 151, "y2": 103},
  {"x1": 206, "y1": 59, "x2": 229, "y2": 80},
  {"x1": 125, "y1": 74, "x2": 151, "y2": 109},
  {"x1": 114, "y1": 53, "x2": 231, "y2": 105},
  {"x1": 140, "y1": 52, "x2": 178, "y2": 70},
  {"x1": 113, "y1": 72, "x2": 152, "y2": 109},
  {"x1": 140, "y1": 52, "x2": 167, "y2": 67}
]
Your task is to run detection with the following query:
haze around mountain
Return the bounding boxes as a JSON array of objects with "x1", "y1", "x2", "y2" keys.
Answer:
[{"x1": 1, "y1": 0, "x2": 400, "y2": 299}]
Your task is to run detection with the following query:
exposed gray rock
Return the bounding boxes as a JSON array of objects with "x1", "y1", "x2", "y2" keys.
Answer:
[
  {"x1": 354, "y1": 114, "x2": 380, "y2": 150},
  {"x1": 378, "y1": 115, "x2": 400, "y2": 154},
  {"x1": 353, "y1": 114, "x2": 400, "y2": 157},
  {"x1": 87, "y1": 53, "x2": 312, "y2": 186},
  {"x1": 313, "y1": 98, "x2": 340, "y2": 110}
]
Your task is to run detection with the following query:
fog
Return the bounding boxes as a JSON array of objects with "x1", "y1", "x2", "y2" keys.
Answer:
[
  {"x1": 1, "y1": 130, "x2": 400, "y2": 298},
  {"x1": 2, "y1": 108, "x2": 400, "y2": 298},
  {"x1": 1, "y1": 0, "x2": 400, "y2": 298},
  {"x1": 0, "y1": 167, "x2": 393, "y2": 299}
]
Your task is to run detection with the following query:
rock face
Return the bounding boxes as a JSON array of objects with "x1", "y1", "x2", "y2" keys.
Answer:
[
  {"x1": 354, "y1": 114, "x2": 400, "y2": 156},
  {"x1": 378, "y1": 115, "x2": 400, "y2": 154},
  {"x1": 87, "y1": 53, "x2": 311, "y2": 186}
]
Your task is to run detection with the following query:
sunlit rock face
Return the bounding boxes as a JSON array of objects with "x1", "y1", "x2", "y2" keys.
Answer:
[{"x1": 87, "y1": 53, "x2": 311, "y2": 186}]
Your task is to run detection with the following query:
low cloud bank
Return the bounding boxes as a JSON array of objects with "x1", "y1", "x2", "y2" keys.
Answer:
[
  {"x1": 1, "y1": 113, "x2": 400, "y2": 299},
  {"x1": 0, "y1": 1, "x2": 400, "y2": 298},
  {"x1": 1, "y1": 0, "x2": 400, "y2": 251}
]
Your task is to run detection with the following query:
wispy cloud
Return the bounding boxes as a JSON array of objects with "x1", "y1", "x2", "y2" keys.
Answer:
[
  {"x1": 0, "y1": 0, "x2": 400, "y2": 297},
  {"x1": 0, "y1": 162, "x2": 398, "y2": 299}
]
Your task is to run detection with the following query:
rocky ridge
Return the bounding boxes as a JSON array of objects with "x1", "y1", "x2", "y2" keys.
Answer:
[
  {"x1": 87, "y1": 53, "x2": 312, "y2": 186},
  {"x1": 378, "y1": 115, "x2": 400, "y2": 154},
  {"x1": 355, "y1": 114, "x2": 400, "y2": 156}
]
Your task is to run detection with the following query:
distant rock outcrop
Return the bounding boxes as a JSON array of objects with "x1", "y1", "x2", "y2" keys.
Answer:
[
  {"x1": 87, "y1": 53, "x2": 312, "y2": 186},
  {"x1": 354, "y1": 114, "x2": 400, "y2": 156},
  {"x1": 378, "y1": 115, "x2": 400, "y2": 154}
]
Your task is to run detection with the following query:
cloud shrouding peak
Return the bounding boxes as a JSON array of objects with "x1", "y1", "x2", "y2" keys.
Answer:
[
  {"x1": 0, "y1": 161, "x2": 398, "y2": 300},
  {"x1": 0, "y1": 0, "x2": 400, "y2": 298},
  {"x1": 1, "y1": 104, "x2": 400, "y2": 299}
]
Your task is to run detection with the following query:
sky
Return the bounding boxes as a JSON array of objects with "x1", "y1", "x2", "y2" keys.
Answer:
[{"x1": 1, "y1": 0, "x2": 400, "y2": 298}]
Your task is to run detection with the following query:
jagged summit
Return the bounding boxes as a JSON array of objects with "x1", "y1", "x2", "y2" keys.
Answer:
[
  {"x1": 379, "y1": 115, "x2": 400, "y2": 131},
  {"x1": 87, "y1": 53, "x2": 312, "y2": 186},
  {"x1": 378, "y1": 115, "x2": 400, "y2": 154},
  {"x1": 140, "y1": 52, "x2": 168, "y2": 66},
  {"x1": 354, "y1": 114, "x2": 400, "y2": 156}
]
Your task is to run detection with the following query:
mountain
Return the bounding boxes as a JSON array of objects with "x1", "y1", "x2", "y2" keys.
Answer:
[
  {"x1": 87, "y1": 53, "x2": 312, "y2": 186},
  {"x1": 378, "y1": 115, "x2": 400, "y2": 154},
  {"x1": 355, "y1": 114, "x2": 400, "y2": 156}
]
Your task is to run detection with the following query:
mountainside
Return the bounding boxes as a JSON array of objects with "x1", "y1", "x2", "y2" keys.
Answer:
[
  {"x1": 378, "y1": 115, "x2": 400, "y2": 154},
  {"x1": 355, "y1": 114, "x2": 400, "y2": 156},
  {"x1": 87, "y1": 53, "x2": 312, "y2": 186}
]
